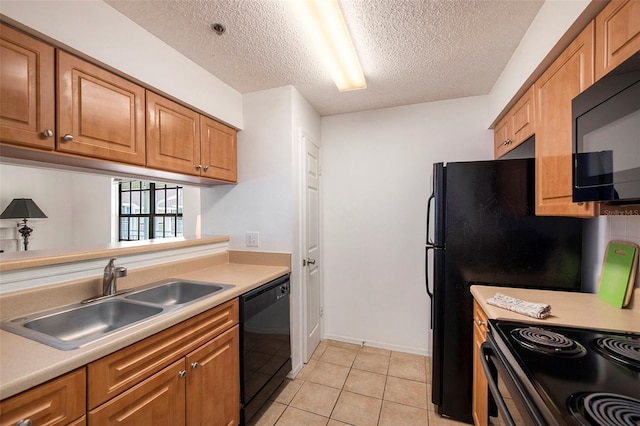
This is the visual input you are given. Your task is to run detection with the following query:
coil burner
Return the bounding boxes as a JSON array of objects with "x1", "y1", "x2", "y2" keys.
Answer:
[
  {"x1": 511, "y1": 327, "x2": 586, "y2": 356},
  {"x1": 569, "y1": 392, "x2": 640, "y2": 426},
  {"x1": 592, "y1": 336, "x2": 640, "y2": 370}
]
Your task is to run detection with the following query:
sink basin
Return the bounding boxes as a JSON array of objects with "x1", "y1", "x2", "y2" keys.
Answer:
[
  {"x1": 125, "y1": 280, "x2": 234, "y2": 306},
  {"x1": 1, "y1": 279, "x2": 234, "y2": 350},
  {"x1": 2, "y1": 300, "x2": 163, "y2": 350}
]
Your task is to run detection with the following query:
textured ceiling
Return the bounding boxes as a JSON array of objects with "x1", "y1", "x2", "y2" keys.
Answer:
[{"x1": 105, "y1": 0, "x2": 544, "y2": 117}]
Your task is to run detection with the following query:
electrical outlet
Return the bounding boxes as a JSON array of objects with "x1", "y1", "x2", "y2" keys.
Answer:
[{"x1": 246, "y1": 231, "x2": 260, "y2": 247}]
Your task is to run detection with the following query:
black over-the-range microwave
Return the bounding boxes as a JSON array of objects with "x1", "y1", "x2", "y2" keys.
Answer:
[{"x1": 572, "y1": 51, "x2": 640, "y2": 205}]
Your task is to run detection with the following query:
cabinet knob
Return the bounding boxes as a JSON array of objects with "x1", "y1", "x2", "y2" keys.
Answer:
[
  {"x1": 191, "y1": 362, "x2": 200, "y2": 369},
  {"x1": 203, "y1": 165, "x2": 210, "y2": 172},
  {"x1": 196, "y1": 164, "x2": 202, "y2": 171},
  {"x1": 16, "y1": 420, "x2": 33, "y2": 426},
  {"x1": 42, "y1": 129, "x2": 54, "y2": 138},
  {"x1": 178, "y1": 370, "x2": 187, "y2": 378},
  {"x1": 62, "y1": 134, "x2": 74, "y2": 142},
  {"x1": 475, "y1": 319, "x2": 485, "y2": 326}
]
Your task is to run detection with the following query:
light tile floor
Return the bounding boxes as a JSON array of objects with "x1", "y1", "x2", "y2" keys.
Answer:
[{"x1": 250, "y1": 340, "x2": 469, "y2": 426}]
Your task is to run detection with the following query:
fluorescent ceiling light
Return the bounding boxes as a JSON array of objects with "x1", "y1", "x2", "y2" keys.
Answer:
[{"x1": 288, "y1": 0, "x2": 366, "y2": 92}]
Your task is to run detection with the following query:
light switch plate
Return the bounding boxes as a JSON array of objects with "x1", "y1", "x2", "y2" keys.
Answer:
[{"x1": 246, "y1": 231, "x2": 260, "y2": 247}]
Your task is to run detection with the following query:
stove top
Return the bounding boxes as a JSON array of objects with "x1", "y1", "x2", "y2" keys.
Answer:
[{"x1": 490, "y1": 320, "x2": 640, "y2": 426}]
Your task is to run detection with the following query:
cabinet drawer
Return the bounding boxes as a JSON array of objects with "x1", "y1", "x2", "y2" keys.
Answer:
[
  {"x1": 473, "y1": 300, "x2": 488, "y2": 335},
  {"x1": 0, "y1": 368, "x2": 86, "y2": 426},
  {"x1": 88, "y1": 298, "x2": 238, "y2": 409}
]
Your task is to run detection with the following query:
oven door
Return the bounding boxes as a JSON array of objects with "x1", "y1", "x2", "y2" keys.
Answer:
[{"x1": 480, "y1": 334, "x2": 547, "y2": 426}]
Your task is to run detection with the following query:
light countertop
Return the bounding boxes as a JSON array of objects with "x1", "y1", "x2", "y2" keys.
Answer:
[
  {"x1": 471, "y1": 285, "x2": 640, "y2": 333},
  {"x1": 0, "y1": 260, "x2": 290, "y2": 400}
]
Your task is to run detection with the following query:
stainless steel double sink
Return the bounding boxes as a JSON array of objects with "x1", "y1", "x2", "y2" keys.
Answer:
[{"x1": 1, "y1": 280, "x2": 234, "y2": 350}]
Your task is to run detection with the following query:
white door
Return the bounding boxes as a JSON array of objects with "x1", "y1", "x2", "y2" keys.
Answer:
[{"x1": 303, "y1": 135, "x2": 321, "y2": 362}]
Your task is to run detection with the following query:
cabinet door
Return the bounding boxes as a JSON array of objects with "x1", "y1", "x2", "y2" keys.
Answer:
[
  {"x1": 595, "y1": 0, "x2": 640, "y2": 81},
  {"x1": 535, "y1": 22, "x2": 596, "y2": 217},
  {"x1": 200, "y1": 116, "x2": 238, "y2": 182},
  {"x1": 0, "y1": 23, "x2": 55, "y2": 150},
  {"x1": 510, "y1": 86, "x2": 535, "y2": 147},
  {"x1": 89, "y1": 360, "x2": 186, "y2": 426},
  {"x1": 57, "y1": 51, "x2": 146, "y2": 165},
  {"x1": 186, "y1": 325, "x2": 240, "y2": 426},
  {"x1": 472, "y1": 302, "x2": 489, "y2": 426},
  {"x1": 0, "y1": 368, "x2": 86, "y2": 426},
  {"x1": 493, "y1": 115, "x2": 511, "y2": 159},
  {"x1": 146, "y1": 91, "x2": 201, "y2": 176}
]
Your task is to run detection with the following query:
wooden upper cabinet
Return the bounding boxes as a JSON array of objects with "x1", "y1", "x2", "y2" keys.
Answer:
[
  {"x1": 57, "y1": 51, "x2": 146, "y2": 165},
  {"x1": 493, "y1": 85, "x2": 535, "y2": 159},
  {"x1": 595, "y1": 0, "x2": 640, "y2": 81},
  {"x1": 0, "y1": 368, "x2": 86, "y2": 426},
  {"x1": 200, "y1": 116, "x2": 238, "y2": 182},
  {"x1": 146, "y1": 91, "x2": 201, "y2": 176},
  {"x1": 535, "y1": 22, "x2": 596, "y2": 217},
  {"x1": 0, "y1": 23, "x2": 55, "y2": 150}
]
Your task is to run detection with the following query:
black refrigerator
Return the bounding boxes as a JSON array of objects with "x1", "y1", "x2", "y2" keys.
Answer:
[{"x1": 425, "y1": 159, "x2": 583, "y2": 424}]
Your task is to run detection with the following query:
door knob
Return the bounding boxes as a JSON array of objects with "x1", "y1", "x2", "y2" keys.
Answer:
[{"x1": 303, "y1": 258, "x2": 316, "y2": 266}]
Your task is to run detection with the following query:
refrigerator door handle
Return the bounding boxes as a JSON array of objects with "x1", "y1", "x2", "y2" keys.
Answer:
[
  {"x1": 426, "y1": 193, "x2": 435, "y2": 246},
  {"x1": 425, "y1": 245, "x2": 435, "y2": 329}
]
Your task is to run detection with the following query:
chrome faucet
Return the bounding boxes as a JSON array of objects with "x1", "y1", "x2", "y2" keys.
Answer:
[{"x1": 103, "y1": 258, "x2": 127, "y2": 297}]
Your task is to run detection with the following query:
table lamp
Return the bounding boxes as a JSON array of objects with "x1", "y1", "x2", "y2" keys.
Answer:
[{"x1": 0, "y1": 198, "x2": 48, "y2": 251}]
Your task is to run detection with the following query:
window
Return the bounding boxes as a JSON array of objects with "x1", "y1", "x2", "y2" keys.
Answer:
[{"x1": 118, "y1": 181, "x2": 183, "y2": 241}]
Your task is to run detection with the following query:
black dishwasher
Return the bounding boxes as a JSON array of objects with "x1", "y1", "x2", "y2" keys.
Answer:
[{"x1": 239, "y1": 274, "x2": 291, "y2": 425}]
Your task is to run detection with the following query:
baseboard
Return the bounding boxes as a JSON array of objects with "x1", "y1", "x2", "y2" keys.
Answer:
[{"x1": 322, "y1": 333, "x2": 431, "y2": 357}]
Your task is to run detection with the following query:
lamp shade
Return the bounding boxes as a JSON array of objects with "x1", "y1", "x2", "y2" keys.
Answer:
[{"x1": 0, "y1": 198, "x2": 47, "y2": 219}]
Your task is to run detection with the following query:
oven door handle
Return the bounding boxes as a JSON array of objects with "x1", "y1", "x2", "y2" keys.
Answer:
[{"x1": 480, "y1": 341, "x2": 516, "y2": 426}]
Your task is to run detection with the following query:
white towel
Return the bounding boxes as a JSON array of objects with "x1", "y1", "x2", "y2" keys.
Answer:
[{"x1": 486, "y1": 292, "x2": 551, "y2": 319}]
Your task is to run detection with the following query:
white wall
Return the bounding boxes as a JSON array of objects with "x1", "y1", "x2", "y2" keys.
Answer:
[
  {"x1": 321, "y1": 96, "x2": 493, "y2": 355},
  {"x1": 201, "y1": 86, "x2": 294, "y2": 251},
  {"x1": 0, "y1": 164, "x2": 202, "y2": 253},
  {"x1": 201, "y1": 85, "x2": 321, "y2": 376},
  {"x1": 0, "y1": 164, "x2": 111, "y2": 251},
  {"x1": 488, "y1": 0, "x2": 591, "y2": 123},
  {"x1": 0, "y1": 0, "x2": 242, "y2": 128}
]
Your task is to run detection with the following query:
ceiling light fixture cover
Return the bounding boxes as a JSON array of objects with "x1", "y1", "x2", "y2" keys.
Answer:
[{"x1": 287, "y1": 0, "x2": 366, "y2": 92}]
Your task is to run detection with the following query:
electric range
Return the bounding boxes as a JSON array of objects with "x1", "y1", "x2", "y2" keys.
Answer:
[{"x1": 482, "y1": 320, "x2": 640, "y2": 426}]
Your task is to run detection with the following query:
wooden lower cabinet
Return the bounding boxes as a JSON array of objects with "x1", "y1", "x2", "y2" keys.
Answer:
[
  {"x1": 89, "y1": 360, "x2": 187, "y2": 426},
  {"x1": 472, "y1": 301, "x2": 489, "y2": 426},
  {"x1": 0, "y1": 368, "x2": 86, "y2": 426},
  {"x1": 89, "y1": 326, "x2": 240, "y2": 426},
  {"x1": 88, "y1": 299, "x2": 240, "y2": 426},
  {"x1": 186, "y1": 326, "x2": 240, "y2": 426}
]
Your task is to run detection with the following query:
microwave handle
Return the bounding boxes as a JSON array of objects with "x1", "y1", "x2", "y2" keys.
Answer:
[{"x1": 480, "y1": 342, "x2": 516, "y2": 426}]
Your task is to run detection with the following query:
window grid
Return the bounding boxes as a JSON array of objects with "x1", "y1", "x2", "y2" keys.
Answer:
[{"x1": 118, "y1": 181, "x2": 183, "y2": 241}]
